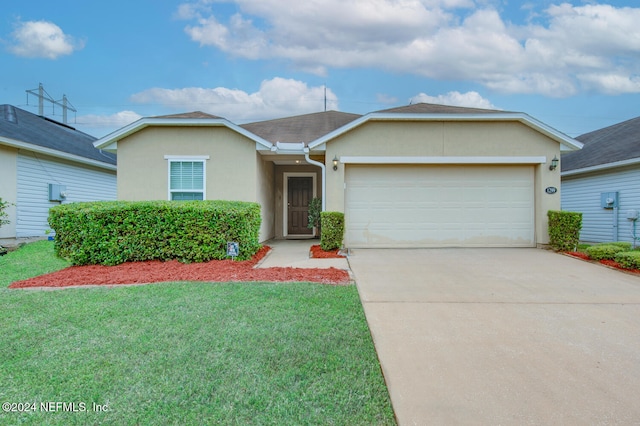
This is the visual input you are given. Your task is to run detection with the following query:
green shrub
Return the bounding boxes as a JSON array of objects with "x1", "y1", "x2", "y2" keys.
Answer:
[
  {"x1": 320, "y1": 211, "x2": 344, "y2": 251},
  {"x1": 307, "y1": 198, "x2": 322, "y2": 230},
  {"x1": 595, "y1": 241, "x2": 633, "y2": 250},
  {"x1": 48, "y1": 200, "x2": 261, "y2": 265},
  {"x1": 0, "y1": 197, "x2": 12, "y2": 229},
  {"x1": 585, "y1": 244, "x2": 626, "y2": 261},
  {"x1": 548, "y1": 210, "x2": 582, "y2": 251},
  {"x1": 614, "y1": 251, "x2": 640, "y2": 270}
]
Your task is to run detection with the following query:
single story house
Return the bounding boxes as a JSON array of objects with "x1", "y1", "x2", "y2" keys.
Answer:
[
  {"x1": 0, "y1": 105, "x2": 117, "y2": 240},
  {"x1": 93, "y1": 103, "x2": 582, "y2": 248},
  {"x1": 561, "y1": 116, "x2": 640, "y2": 244}
]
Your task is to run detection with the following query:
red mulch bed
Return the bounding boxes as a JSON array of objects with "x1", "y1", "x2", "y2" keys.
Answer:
[
  {"x1": 309, "y1": 244, "x2": 345, "y2": 259},
  {"x1": 564, "y1": 251, "x2": 640, "y2": 275},
  {"x1": 9, "y1": 246, "x2": 351, "y2": 289}
]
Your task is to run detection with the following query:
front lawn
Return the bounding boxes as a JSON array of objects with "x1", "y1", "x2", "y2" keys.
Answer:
[
  {"x1": 0, "y1": 240, "x2": 70, "y2": 287},
  {"x1": 0, "y1": 243, "x2": 395, "y2": 425}
]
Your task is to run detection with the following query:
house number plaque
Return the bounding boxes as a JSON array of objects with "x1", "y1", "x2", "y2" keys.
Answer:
[{"x1": 545, "y1": 187, "x2": 557, "y2": 194}]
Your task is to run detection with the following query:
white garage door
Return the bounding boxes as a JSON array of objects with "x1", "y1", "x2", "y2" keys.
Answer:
[{"x1": 345, "y1": 165, "x2": 535, "y2": 248}]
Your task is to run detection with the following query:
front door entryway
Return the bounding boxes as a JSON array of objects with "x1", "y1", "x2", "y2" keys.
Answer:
[{"x1": 287, "y1": 176, "x2": 313, "y2": 235}]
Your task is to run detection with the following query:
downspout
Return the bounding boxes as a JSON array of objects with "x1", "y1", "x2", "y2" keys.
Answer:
[{"x1": 303, "y1": 147, "x2": 326, "y2": 212}]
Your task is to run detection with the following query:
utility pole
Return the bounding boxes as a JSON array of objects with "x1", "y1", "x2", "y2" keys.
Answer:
[
  {"x1": 324, "y1": 84, "x2": 327, "y2": 112},
  {"x1": 26, "y1": 83, "x2": 77, "y2": 124}
]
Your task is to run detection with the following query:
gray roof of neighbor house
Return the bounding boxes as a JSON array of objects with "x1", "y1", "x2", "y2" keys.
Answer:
[
  {"x1": 562, "y1": 116, "x2": 640, "y2": 172},
  {"x1": 241, "y1": 110, "x2": 362, "y2": 144},
  {"x1": 375, "y1": 102, "x2": 508, "y2": 114},
  {"x1": 0, "y1": 104, "x2": 116, "y2": 166}
]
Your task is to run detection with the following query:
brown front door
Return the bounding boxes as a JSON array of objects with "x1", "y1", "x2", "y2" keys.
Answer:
[{"x1": 287, "y1": 176, "x2": 313, "y2": 235}]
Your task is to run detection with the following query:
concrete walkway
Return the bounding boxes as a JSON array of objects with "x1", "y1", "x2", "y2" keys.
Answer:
[
  {"x1": 256, "y1": 239, "x2": 349, "y2": 270},
  {"x1": 349, "y1": 248, "x2": 640, "y2": 425}
]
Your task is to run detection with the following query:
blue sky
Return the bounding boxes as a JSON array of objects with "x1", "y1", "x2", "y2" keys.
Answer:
[{"x1": 1, "y1": 0, "x2": 639, "y2": 138}]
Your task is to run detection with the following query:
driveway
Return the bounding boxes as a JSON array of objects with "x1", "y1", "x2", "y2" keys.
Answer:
[{"x1": 349, "y1": 248, "x2": 640, "y2": 425}]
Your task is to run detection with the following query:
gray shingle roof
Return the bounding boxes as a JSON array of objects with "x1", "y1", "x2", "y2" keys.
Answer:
[
  {"x1": 0, "y1": 105, "x2": 116, "y2": 165},
  {"x1": 241, "y1": 110, "x2": 362, "y2": 144},
  {"x1": 562, "y1": 116, "x2": 640, "y2": 171},
  {"x1": 374, "y1": 102, "x2": 508, "y2": 114},
  {"x1": 152, "y1": 111, "x2": 223, "y2": 119}
]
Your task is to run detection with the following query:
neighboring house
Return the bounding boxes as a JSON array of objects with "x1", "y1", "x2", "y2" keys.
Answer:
[
  {"x1": 561, "y1": 116, "x2": 640, "y2": 244},
  {"x1": 0, "y1": 105, "x2": 117, "y2": 239},
  {"x1": 93, "y1": 103, "x2": 581, "y2": 248}
]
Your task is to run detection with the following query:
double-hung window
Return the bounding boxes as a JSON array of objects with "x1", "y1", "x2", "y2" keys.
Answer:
[{"x1": 165, "y1": 156, "x2": 209, "y2": 201}]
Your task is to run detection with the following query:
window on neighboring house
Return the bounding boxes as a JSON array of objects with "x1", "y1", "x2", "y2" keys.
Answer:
[{"x1": 165, "y1": 156, "x2": 209, "y2": 200}]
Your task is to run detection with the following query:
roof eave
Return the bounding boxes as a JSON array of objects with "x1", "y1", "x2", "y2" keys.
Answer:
[
  {"x1": 93, "y1": 117, "x2": 273, "y2": 151},
  {"x1": 561, "y1": 157, "x2": 640, "y2": 177},
  {"x1": 307, "y1": 112, "x2": 583, "y2": 151},
  {"x1": 0, "y1": 136, "x2": 117, "y2": 171}
]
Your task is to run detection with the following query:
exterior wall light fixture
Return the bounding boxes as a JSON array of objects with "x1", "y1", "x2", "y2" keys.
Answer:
[
  {"x1": 332, "y1": 155, "x2": 339, "y2": 171},
  {"x1": 549, "y1": 156, "x2": 559, "y2": 171}
]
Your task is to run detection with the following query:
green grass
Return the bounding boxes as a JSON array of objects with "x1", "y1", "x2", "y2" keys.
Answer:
[
  {"x1": 0, "y1": 240, "x2": 70, "y2": 287},
  {"x1": 0, "y1": 243, "x2": 395, "y2": 425}
]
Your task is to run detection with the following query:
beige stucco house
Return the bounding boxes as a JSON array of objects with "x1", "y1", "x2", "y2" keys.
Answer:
[{"x1": 93, "y1": 104, "x2": 582, "y2": 248}]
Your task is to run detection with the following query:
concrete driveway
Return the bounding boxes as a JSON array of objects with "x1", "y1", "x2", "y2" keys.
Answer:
[{"x1": 349, "y1": 248, "x2": 640, "y2": 425}]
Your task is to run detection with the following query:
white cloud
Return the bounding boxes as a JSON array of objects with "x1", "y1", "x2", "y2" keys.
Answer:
[
  {"x1": 8, "y1": 20, "x2": 84, "y2": 59},
  {"x1": 76, "y1": 111, "x2": 142, "y2": 136},
  {"x1": 177, "y1": 1, "x2": 640, "y2": 96},
  {"x1": 409, "y1": 91, "x2": 498, "y2": 109},
  {"x1": 130, "y1": 77, "x2": 338, "y2": 121}
]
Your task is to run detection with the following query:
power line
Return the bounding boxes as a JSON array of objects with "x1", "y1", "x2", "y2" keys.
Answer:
[{"x1": 25, "y1": 83, "x2": 77, "y2": 124}]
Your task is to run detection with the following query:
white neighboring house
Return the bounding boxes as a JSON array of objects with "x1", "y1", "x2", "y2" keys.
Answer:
[
  {"x1": 0, "y1": 105, "x2": 116, "y2": 240},
  {"x1": 561, "y1": 116, "x2": 640, "y2": 245}
]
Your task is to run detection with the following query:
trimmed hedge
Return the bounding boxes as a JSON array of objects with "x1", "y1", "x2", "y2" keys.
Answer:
[
  {"x1": 48, "y1": 200, "x2": 261, "y2": 265},
  {"x1": 320, "y1": 212, "x2": 344, "y2": 251},
  {"x1": 585, "y1": 244, "x2": 627, "y2": 261},
  {"x1": 614, "y1": 251, "x2": 640, "y2": 270},
  {"x1": 548, "y1": 210, "x2": 582, "y2": 251},
  {"x1": 595, "y1": 241, "x2": 633, "y2": 250}
]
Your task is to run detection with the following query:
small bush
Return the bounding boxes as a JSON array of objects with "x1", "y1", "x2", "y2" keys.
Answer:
[
  {"x1": 49, "y1": 200, "x2": 261, "y2": 265},
  {"x1": 548, "y1": 210, "x2": 582, "y2": 251},
  {"x1": 0, "y1": 197, "x2": 12, "y2": 229},
  {"x1": 585, "y1": 244, "x2": 626, "y2": 261},
  {"x1": 320, "y1": 212, "x2": 344, "y2": 251},
  {"x1": 595, "y1": 241, "x2": 633, "y2": 250},
  {"x1": 614, "y1": 251, "x2": 640, "y2": 270}
]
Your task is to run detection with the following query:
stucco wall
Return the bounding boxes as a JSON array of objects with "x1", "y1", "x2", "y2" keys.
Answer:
[
  {"x1": 256, "y1": 153, "x2": 275, "y2": 242},
  {"x1": 323, "y1": 120, "x2": 562, "y2": 245},
  {"x1": 116, "y1": 126, "x2": 258, "y2": 202},
  {"x1": 0, "y1": 145, "x2": 17, "y2": 238}
]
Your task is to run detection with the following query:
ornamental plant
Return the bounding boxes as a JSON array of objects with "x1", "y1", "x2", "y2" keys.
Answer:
[
  {"x1": 614, "y1": 251, "x2": 640, "y2": 270},
  {"x1": 320, "y1": 211, "x2": 344, "y2": 251},
  {"x1": 0, "y1": 197, "x2": 11, "y2": 229},
  {"x1": 585, "y1": 244, "x2": 627, "y2": 261},
  {"x1": 547, "y1": 210, "x2": 582, "y2": 251},
  {"x1": 49, "y1": 200, "x2": 261, "y2": 265},
  {"x1": 307, "y1": 198, "x2": 322, "y2": 230}
]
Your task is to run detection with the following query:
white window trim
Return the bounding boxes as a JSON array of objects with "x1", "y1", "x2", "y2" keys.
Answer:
[{"x1": 165, "y1": 155, "x2": 209, "y2": 201}]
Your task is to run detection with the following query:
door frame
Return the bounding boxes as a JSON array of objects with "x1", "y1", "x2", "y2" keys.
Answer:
[{"x1": 283, "y1": 172, "x2": 317, "y2": 238}]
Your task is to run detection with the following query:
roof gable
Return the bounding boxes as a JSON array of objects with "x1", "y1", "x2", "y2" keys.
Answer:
[
  {"x1": 374, "y1": 102, "x2": 508, "y2": 115},
  {"x1": 93, "y1": 112, "x2": 272, "y2": 152},
  {"x1": 153, "y1": 111, "x2": 223, "y2": 119},
  {"x1": 562, "y1": 116, "x2": 640, "y2": 172},
  {"x1": 241, "y1": 110, "x2": 361, "y2": 143},
  {"x1": 0, "y1": 104, "x2": 116, "y2": 166},
  {"x1": 308, "y1": 103, "x2": 582, "y2": 151}
]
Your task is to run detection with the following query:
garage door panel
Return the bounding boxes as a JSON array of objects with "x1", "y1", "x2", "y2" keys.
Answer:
[{"x1": 345, "y1": 165, "x2": 534, "y2": 248}]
